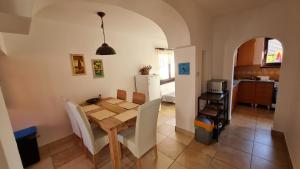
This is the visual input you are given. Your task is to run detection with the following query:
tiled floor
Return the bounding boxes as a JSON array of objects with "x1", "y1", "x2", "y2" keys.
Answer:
[{"x1": 28, "y1": 103, "x2": 293, "y2": 169}]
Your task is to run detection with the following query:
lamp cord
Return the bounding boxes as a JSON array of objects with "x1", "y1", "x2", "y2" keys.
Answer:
[{"x1": 101, "y1": 17, "x2": 106, "y2": 43}]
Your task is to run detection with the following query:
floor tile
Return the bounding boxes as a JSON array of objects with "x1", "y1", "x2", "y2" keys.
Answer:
[
  {"x1": 157, "y1": 123, "x2": 175, "y2": 136},
  {"x1": 52, "y1": 143, "x2": 83, "y2": 168},
  {"x1": 139, "y1": 151, "x2": 174, "y2": 169},
  {"x1": 157, "y1": 137, "x2": 186, "y2": 159},
  {"x1": 254, "y1": 129, "x2": 285, "y2": 148},
  {"x1": 252, "y1": 142, "x2": 291, "y2": 166},
  {"x1": 27, "y1": 158, "x2": 54, "y2": 169},
  {"x1": 223, "y1": 125, "x2": 255, "y2": 141},
  {"x1": 57, "y1": 155, "x2": 93, "y2": 169},
  {"x1": 251, "y1": 156, "x2": 292, "y2": 169},
  {"x1": 168, "y1": 132, "x2": 193, "y2": 145},
  {"x1": 209, "y1": 158, "x2": 238, "y2": 169},
  {"x1": 219, "y1": 133, "x2": 253, "y2": 153},
  {"x1": 157, "y1": 132, "x2": 168, "y2": 144},
  {"x1": 169, "y1": 162, "x2": 188, "y2": 169},
  {"x1": 48, "y1": 135, "x2": 80, "y2": 155},
  {"x1": 176, "y1": 149, "x2": 212, "y2": 169},
  {"x1": 214, "y1": 146, "x2": 251, "y2": 169},
  {"x1": 187, "y1": 139, "x2": 219, "y2": 158}
]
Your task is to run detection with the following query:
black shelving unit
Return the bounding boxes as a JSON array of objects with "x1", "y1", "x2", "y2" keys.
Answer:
[{"x1": 197, "y1": 90, "x2": 229, "y2": 141}]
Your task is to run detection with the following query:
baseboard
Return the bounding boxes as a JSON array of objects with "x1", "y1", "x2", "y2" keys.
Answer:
[
  {"x1": 175, "y1": 126, "x2": 194, "y2": 137},
  {"x1": 271, "y1": 129, "x2": 285, "y2": 139}
]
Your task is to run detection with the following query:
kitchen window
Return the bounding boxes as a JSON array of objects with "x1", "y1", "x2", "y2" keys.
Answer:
[
  {"x1": 157, "y1": 48, "x2": 175, "y2": 84},
  {"x1": 262, "y1": 38, "x2": 284, "y2": 67}
]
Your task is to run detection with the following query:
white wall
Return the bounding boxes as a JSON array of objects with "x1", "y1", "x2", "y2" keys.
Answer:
[
  {"x1": 0, "y1": 17, "x2": 167, "y2": 146},
  {"x1": 0, "y1": 86, "x2": 23, "y2": 169},
  {"x1": 210, "y1": 1, "x2": 300, "y2": 168},
  {"x1": 175, "y1": 46, "x2": 196, "y2": 133},
  {"x1": 165, "y1": 0, "x2": 213, "y2": 94}
]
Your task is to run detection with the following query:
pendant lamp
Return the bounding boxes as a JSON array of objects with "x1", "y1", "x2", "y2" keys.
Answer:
[{"x1": 96, "y1": 12, "x2": 116, "y2": 55}]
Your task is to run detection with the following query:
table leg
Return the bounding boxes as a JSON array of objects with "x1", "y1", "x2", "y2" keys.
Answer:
[{"x1": 108, "y1": 128, "x2": 121, "y2": 169}]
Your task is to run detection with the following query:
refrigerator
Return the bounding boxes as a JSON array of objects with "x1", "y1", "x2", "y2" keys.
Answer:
[{"x1": 135, "y1": 74, "x2": 161, "y2": 101}]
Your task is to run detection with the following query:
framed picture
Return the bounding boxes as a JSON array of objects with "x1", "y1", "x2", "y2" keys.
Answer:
[
  {"x1": 178, "y1": 62, "x2": 190, "y2": 75},
  {"x1": 92, "y1": 59, "x2": 104, "y2": 78},
  {"x1": 70, "y1": 54, "x2": 86, "y2": 75}
]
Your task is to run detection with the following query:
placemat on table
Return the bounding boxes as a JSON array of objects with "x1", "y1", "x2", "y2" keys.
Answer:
[
  {"x1": 114, "y1": 110, "x2": 138, "y2": 122},
  {"x1": 118, "y1": 102, "x2": 139, "y2": 109},
  {"x1": 105, "y1": 98, "x2": 124, "y2": 104},
  {"x1": 82, "y1": 104, "x2": 101, "y2": 112},
  {"x1": 89, "y1": 110, "x2": 116, "y2": 121}
]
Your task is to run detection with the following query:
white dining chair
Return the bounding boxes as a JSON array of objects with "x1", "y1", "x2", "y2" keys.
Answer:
[
  {"x1": 67, "y1": 101, "x2": 109, "y2": 169},
  {"x1": 64, "y1": 99, "x2": 82, "y2": 138},
  {"x1": 117, "y1": 98, "x2": 161, "y2": 169}
]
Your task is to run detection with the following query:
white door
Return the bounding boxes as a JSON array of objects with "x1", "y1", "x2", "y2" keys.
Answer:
[
  {"x1": 175, "y1": 46, "x2": 197, "y2": 133},
  {"x1": 0, "y1": 87, "x2": 23, "y2": 169}
]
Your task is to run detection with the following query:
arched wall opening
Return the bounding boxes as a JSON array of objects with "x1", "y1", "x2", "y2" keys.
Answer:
[
  {"x1": 33, "y1": 0, "x2": 191, "y2": 49},
  {"x1": 0, "y1": 0, "x2": 193, "y2": 146},
  {"x1": 230, "y1": 36, "x2": 284, "y2": 129}
]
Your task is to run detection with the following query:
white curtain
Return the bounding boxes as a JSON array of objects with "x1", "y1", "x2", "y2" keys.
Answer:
[{"x1": 158, "y1": 50, "x2": 174, "y2": 80}]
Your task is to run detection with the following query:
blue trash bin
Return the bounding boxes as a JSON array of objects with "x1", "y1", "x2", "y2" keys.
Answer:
[{"x1": 14, "y1": 126, "x2": 40, "y2": 167}]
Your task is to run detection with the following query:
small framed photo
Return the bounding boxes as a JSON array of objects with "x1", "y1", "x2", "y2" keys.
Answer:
[
  {"x1": 178, "y1": 62, "x2": 190, "y2": 75},
  {"x1": 70, "y1": 54, "x2": 86, "y2": 75},
  {"x1": 92, "y1": 59, "x2": 104, "y2": 78}
]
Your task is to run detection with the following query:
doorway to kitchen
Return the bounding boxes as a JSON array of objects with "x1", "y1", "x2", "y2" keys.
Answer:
[{"x1": 231, "y1": 37, "x2": 284, "y2": 130}]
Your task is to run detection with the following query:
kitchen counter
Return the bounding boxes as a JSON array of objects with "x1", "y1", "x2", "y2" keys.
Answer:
[{"x1": 233, "y1": 79, "x2": 276, "y2": 87}]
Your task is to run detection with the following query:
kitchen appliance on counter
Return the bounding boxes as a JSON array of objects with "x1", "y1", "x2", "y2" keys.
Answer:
[{"x1": 207, "y1": 79, "x2": 227, "y2": 94}]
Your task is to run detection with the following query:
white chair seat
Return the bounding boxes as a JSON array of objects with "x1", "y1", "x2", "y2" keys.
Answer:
[
  {"x1": 93, "y1": 128, "x2": 109, "y2": 153},
  {"x1": 117, "y1": 127, "x2": 138, "y2": 157}
]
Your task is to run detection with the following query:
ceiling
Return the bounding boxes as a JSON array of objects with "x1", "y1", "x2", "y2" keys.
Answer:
[
  {"x1": 35, "y1": 1, "x2": 167, "y2": 40},
  {"x1": 193, "y1": 0, "x2": 275, "y2": 16}
]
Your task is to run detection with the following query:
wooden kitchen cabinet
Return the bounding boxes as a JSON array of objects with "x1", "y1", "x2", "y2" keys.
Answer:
[
  {"x1": 237, "y1": 81, "x2": 274, "y2": 107},
  {"x1": 232, "y1": 84, "x2": 239, "y2": 111},
  {"x1": 237, "y1": 39, "x2": 256, "y2": 66},
  {"x1": 237, "y1": 81, "x2": 256, "y2": 104},
  {"x1": 254, "y1": 82, "x2": 274, "y2": 106}
]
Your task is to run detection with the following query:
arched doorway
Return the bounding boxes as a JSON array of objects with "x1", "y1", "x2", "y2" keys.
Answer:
[{"x1": 231, "y1": 37, "x2": 284, "y2": 130}]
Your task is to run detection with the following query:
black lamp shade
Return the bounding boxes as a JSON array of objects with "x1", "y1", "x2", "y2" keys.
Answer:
[{"x1": 96, "y1": 43, "x2": 116, "y2": 55}]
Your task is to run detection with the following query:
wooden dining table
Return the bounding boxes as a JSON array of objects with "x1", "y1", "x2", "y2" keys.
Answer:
[{"x1": 81, "y1": 98, "x2": 139, "y2": 169}]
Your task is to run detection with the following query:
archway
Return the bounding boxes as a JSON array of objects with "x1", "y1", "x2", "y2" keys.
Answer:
[
  {"x1": 231, "y1": 37, "x2": 284, "y2": 130},
  {"x1": 33, "y1": 0, "x2": 191, "y2": 49}
]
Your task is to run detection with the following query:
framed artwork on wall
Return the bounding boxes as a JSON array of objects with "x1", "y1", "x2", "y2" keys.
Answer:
[
  {"x1": 70, "y1": 54, "x2": 86, "y2": 75},
  {"x1": 92, "y1": 59, "x2": 104, "y2": 78},
  {"x1": 178, "y1": 62, "x2": 190, "y2": 75}
]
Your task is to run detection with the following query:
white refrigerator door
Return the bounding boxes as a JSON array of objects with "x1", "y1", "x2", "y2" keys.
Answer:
[
  {"x1": 148, "y1": 75, "x2": 161, "y2": 101},
  {"x1": 135, "y1": 75, "x2": 149, "y2": 100}
]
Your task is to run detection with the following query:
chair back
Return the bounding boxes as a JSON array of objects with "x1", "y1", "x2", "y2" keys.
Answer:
[
  {"x1": 63, "y1": 99, "x2": 81, "y2": 138},
  {"x1": 67, "y1": 101, "x2": 95, "y2": 154},
  {"x1": 132, "y1": 92, "x2": 146, "y2": 105},
  {"x1": 135, "y1": 98, "x2": 161, "y2": 157},
  {"x1": 117, "y1": 89, "x2": 127, "y2": 100}
]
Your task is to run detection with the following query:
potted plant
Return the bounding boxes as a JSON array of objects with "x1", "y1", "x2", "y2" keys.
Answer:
[{"x1": 139, "y1": 65, "x2": 152, "y2": 75}]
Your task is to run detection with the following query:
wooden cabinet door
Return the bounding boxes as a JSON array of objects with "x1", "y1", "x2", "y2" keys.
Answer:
[
  {"x1": 237, "y1": 81, "x2": 255, "y2": 104},
  {"x1": 237, "y1": 39, "x2": 256, "y2": 66},
  {"x1": 255, "y1": 82, "x2": 274, "y2": 106},
  {"x1": 232, "y1": 84, "x2": 238, "y2": 110}
]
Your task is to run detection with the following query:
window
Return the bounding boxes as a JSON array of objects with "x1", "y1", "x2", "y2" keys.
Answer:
[
  {"x1": 263, "y1": 38, "x2": 283, "y2": 67},
  {"x1": 157, "y1": 49, "x2": 175, "y2": 84}
]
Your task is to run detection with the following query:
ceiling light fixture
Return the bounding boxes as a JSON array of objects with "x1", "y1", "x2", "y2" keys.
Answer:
[{"x1": 96, "y1": 12, "x2": 116, "y2": 55}]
